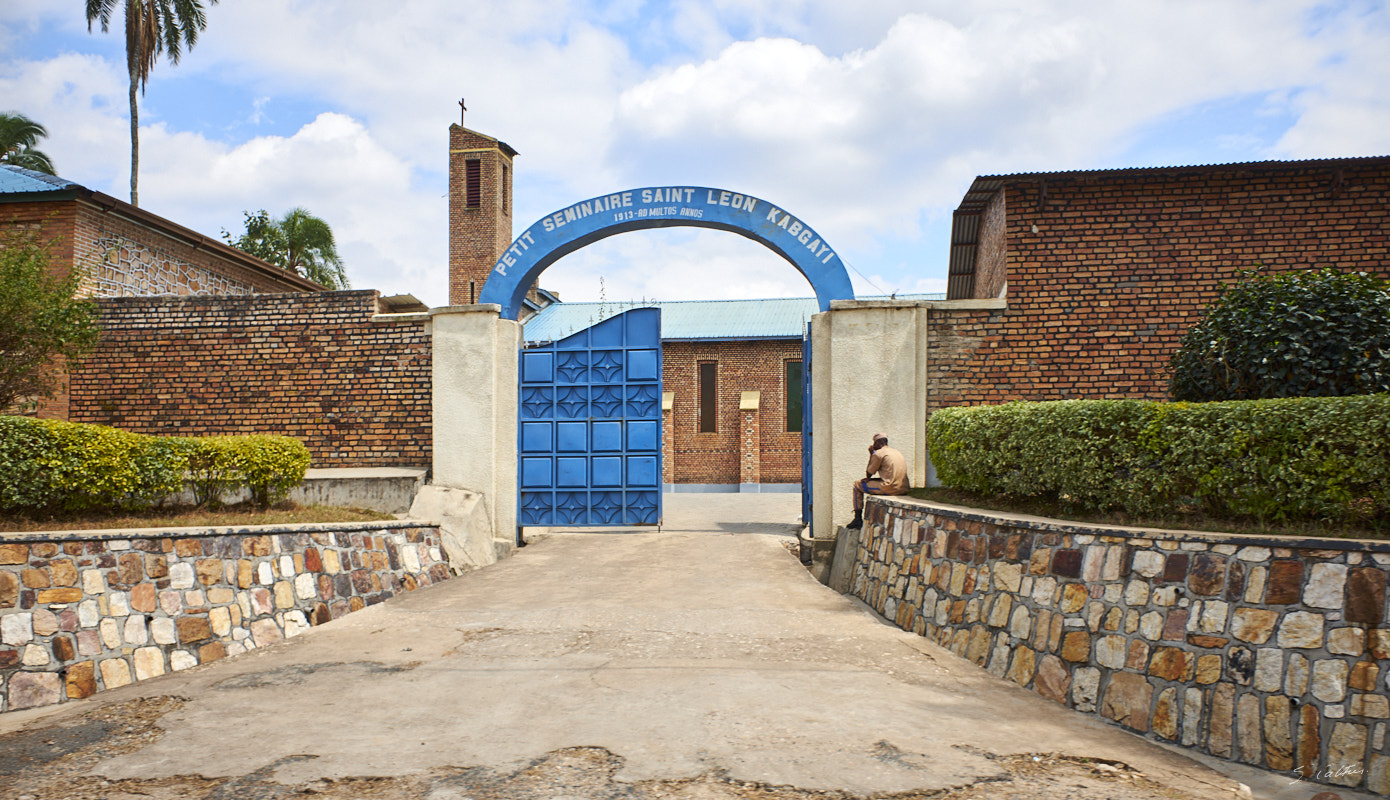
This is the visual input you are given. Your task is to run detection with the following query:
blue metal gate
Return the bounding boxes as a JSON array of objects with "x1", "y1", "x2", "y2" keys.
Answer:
[
  {"x1": 801, "y1": 321, "x2": 813, "y2": 525},
  {"x1": 518, "y1": 308, "x2": 662, "y2": 526}
]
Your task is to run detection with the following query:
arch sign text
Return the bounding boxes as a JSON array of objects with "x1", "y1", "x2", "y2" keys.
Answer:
[{"x1": 478, "y1": 186, "x2": 855, "y2": 319}]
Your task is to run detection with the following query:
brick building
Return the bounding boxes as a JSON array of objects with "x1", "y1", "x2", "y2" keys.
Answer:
[
  {"x1": 1, "y1": 164, "x2": 324, "y2": 417},
  {"x1": 0, "y1": 165, "x2": 321, "y2": 299},
  {"x1": 932, "y1": 156, "x2": 1390, "y2": 406}
]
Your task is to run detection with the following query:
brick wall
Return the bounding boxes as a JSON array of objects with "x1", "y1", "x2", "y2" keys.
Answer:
[
  {"x1": 3, "y1": 196, "x2": 320, "y2": 420},
  {"x1": 944, "y1": 159, "x2": 1390, "y2": 405},
  {"x1": 67, "y1": 291, "x2": 431, "y2": 468},
  {"x1": 739, "y1": 404, "x2": 760, "y2": 484},
  {"x1": 663, "y1": 340, "x2": 803, "y2": 484},
  {"x1": 0, "y1": 522, "x2": 450, "y2": 714},
  {"x1": 449, "y1": 125, "x2": 515, "y2": 305},
  {"x1": 975, "y1": 189, "x2": 1007, "y2": 299},
  {"x1": 0, "y1": 201, "x2": 77, "y2": 281},
  {"x1": 853, "y1": 496, "x2": 1390, "y2": 795},
  {"x1": 923, "y1": 306, "x2": 1008, "y2": 412}
]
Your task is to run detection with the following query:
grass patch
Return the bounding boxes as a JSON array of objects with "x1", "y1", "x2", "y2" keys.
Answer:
[
  {"x1": 907, "y1": 486, "x2": 1389, "y2": 541},
  {"x1": 0, "y1": 502, "x2": 396, "y2": 533}
]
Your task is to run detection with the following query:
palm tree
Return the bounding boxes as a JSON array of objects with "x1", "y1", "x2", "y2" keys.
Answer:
[
  {"x1": 0, "y1": 112, "x2": 56, "y2": 175},
  {"x1": 222, "y1": 207, "x2": 351, "y2": 290},
  {"x1": 278, "y1": 207, "x2": 350, "y2": 290},
  {"x1": 85, "y1": 0, "x2": 218, "y2": 207}
]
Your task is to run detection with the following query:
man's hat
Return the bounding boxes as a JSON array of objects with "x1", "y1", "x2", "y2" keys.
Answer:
[{"x1": 873, "y1": 432, "x2": 888, "y2": 442}]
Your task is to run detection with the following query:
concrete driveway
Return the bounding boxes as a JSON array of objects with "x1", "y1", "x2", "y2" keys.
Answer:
[{"x1": 0, "y1": 495, "x2": 1321, "y2": 799}]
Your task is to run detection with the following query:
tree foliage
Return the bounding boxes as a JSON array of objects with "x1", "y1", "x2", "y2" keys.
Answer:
[
  {"x1": 222, "y1": 207, "x2": 351, "y2": 289},
  {"x1": 0, "y1": 112, "x2": 57, "y2": 175},
  {"x1": 0, "y1": 234, "x2": 100, "y2": 412},
  {"x1": 1169, "y1": 267, "x2": 1390, "y2": 402},
  {"x1": 85, "y1": 0, "x2": 218, "y2": 206}
]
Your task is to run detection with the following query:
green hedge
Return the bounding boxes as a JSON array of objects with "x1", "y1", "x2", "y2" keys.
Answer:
[
  {"x1": 927, "y1": 395, "x2": 1390, "y2": 524},
  {"x1": 187, "y1": 434, "x2": 312, "y2": 508},
  {"x1": 0, "y1": 416, "x2": 310, "y2": 514}
]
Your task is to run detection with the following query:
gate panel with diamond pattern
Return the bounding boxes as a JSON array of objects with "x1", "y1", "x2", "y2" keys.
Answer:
[{"x1": 518, "y1": 308, "x2": 662, "y2": 526}]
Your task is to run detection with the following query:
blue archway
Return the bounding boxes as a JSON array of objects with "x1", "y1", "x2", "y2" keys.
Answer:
[{"x1": 478, "y1": 186, "x2": 855, "y2": 319}]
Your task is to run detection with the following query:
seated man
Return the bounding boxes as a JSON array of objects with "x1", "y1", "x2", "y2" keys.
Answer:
[{"x1": 847, "y1": 432, "x2": 908, "y2": 529}]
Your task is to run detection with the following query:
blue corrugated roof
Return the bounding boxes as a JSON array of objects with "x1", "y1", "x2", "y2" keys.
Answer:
[
  {"x1": 0, "y1": 164, "x2": 79, "y2": 194},
  {"x1": 523, "y1": 294, "x2": 945, "y2": 343}
]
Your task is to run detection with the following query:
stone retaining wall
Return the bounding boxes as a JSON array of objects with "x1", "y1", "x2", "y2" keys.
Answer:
[
  {"x1": 851, "y1": 496, "x2": 1390, "y2": 795},
  {"x1": 0, "y1": 521, "x2": 449, "y2": 714}
]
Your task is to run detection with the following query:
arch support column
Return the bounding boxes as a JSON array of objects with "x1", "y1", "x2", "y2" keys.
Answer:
[
  {"x1": 429, "y1": 305, "x2": 520, "y2": 556},
  {"x1": 811, "y1": 302, "x2": 930, "y2": 539}
]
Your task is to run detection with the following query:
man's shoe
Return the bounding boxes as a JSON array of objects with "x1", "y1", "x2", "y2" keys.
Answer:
[{"x1": 847, "y1": 513, "x2": 863, "y2": 530}]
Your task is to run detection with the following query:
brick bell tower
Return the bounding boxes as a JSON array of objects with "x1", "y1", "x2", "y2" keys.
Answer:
[{"x1": 449, "y1": 100, "x2": 518, "y2": 306}]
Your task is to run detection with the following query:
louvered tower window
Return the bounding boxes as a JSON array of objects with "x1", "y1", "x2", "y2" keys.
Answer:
[{"x1": 466, "y1": 160, "x2": 481, "y2": 208}]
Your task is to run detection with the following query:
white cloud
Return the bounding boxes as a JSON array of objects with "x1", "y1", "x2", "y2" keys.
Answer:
[
  {"x1": 541, "y1": 227, "x2": 819, "y2": 304},
  {"x1": 136, "y1": 112, "x2": 446, "y2": 305},
  {"x1": 607, "y1": 4, "x2": 1340, "y2": 249},
  {"x1": 5, "y1": 0, "x2": 1389, "y2": 309},
  {"x1": 0, "y1": 54, "x2": 129, "y2": 185}
]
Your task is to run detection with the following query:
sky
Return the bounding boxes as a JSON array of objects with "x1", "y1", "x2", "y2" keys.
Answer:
[{"x1": 2, "y1": 0, "x2": 1388, "y2": 308}]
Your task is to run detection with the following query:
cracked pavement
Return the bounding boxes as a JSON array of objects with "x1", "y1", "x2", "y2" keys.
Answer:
[{"x1": 0, "y1": 495, "x2": 1261, "y2": 799}]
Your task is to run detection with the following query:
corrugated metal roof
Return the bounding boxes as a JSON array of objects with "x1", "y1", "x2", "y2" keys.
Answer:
[
  {"x1": 975, "y1": 154, "x2": 1390, "y2": 183},
  {"x1": 0, "y1": 164, "x2": 78, "y2": 194},
  {"x1": 524, "y1": 294, "x2": 945, "y2": 343}
]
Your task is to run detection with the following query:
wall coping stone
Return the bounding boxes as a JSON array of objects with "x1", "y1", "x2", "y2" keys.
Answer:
[
  {"x1": 828, "y1": 298, "x2": 1008, "y2": 311},
  {"x1": 429, "y1": 304, "x2": 501, "y2": 316},
  {"x1": 0, "y1": 519, "x2": 441, "y2": 545},
  {"x1": 372, "y1": 312, "x2": 431, "y2": 323},
  {"x1": 303, "y1": 467, "x2": 428, "y2": 480},
  {"x1": 872, "y1": 494, "x2": 1390, "y2": 554}
]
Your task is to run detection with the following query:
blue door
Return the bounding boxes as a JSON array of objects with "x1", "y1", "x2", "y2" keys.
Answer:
[{"x1": 518, "y1": 308, "x2": 662, "y2": 526}]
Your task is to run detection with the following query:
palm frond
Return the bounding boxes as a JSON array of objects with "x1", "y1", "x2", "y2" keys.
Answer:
[{"x1": 0, "y1": 113, "x2": 56, "y2": 175}]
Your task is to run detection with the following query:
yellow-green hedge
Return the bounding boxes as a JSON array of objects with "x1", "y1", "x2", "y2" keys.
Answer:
[
  {"x1": 927, "y1": 395, "x2": 1390, "y2": 524},
  {"x1": 188, "y1": 434, "x2": 311, "y2": 508},
  {"x1": 0, "y1": 416, "x2": 310, "y2": 514}
]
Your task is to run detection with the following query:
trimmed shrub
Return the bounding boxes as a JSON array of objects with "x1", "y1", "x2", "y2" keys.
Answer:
[
  {"x1": 225, "y1": 435, "x2": 311, "y2": 508},
  {"x1": 0, "y1": 417, "x2": 312, "y2": 515},
  {"x1": 186, "y1": 436, "x2": 242, "y2": 508},
  {"x1": 185, "y1": 435, "x2": 310, "y2": 508},
  {"x1": 1169, "y1": 267, "x2": 1390, "y2": 402},
  {"x1": 0, "y1": 415, "x2": 55, "y2": 511},
  {"x1": 0, "y1": 416, "x2": 189, "y2": 513},
  {"x1": 928, "y1": 395, "x2": 1390, "y2": 524}
]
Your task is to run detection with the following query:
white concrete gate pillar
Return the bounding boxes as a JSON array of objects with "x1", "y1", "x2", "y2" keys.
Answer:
[
  {"x1": 426, "y1": 305, "x2": 520, "y2": 565},
  {"x1": 810, "y1": 301, "x2": 930, "y2": 540}
]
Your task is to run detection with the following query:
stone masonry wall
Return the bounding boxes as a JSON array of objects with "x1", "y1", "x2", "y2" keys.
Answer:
[
  {"x1": 67, "y1": 291, "x2": 431, "y2": 468},
  {"x1": 851, "y1": 496, "x2": 1390, "y2": 795},
  {"x1": 1, "y1": 198, "x2": 317, "y2": 299},
  {"x1": 0, "y1": 521, "x2": 450, "y2": 714}
]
